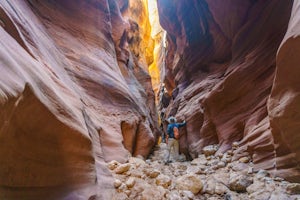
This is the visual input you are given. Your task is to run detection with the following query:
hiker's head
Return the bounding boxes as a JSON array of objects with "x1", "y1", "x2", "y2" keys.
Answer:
[{"x1": 168, "y1": 116, "x2": 176, "y2": 123}]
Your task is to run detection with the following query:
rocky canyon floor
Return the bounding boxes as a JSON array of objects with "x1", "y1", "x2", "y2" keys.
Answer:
[{"x1": 109, "y1": 143, "x2": 300, "y2": 200}]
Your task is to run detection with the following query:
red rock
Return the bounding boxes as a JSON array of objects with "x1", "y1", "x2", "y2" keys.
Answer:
[
  {"x1": 0, "y1": 0, "x2": 158, "y2": 198},
  {"x1": 157, "y1": 0, "x2": 299, "y2": 181}
]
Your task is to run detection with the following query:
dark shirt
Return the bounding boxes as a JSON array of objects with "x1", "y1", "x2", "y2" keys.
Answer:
[{"x1": 167, "y1": 122, "x2": 186, "y2": 138}]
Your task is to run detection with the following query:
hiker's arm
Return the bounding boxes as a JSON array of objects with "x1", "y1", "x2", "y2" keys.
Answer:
[{"x1": 178, "y1": 121, "x2": 186, "y2": 127}]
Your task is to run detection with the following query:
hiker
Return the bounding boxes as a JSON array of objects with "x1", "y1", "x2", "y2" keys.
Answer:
[{"x1": 165, "y1": 116, "x2": 186, "y2": 163}]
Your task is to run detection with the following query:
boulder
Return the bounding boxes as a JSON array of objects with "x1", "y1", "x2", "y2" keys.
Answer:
[
  {"x1": 229, "y1": 174, "x2": 253, "y2": 192},
  {"x1": 115, "y1": 163, "x2": 131, "y2": 174},
  {"x1": 156, "y1": 174, "x2": 172, "y2": 188},
  {"x1": 175, "y1": 174, "x2": 203, "y2": 194}
]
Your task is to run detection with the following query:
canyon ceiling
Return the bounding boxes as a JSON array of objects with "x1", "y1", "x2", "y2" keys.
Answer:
[{"x1": 0, "y1": 0, "x2": 300, "y2": 199}]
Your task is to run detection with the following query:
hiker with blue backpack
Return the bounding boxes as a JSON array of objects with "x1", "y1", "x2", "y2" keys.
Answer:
[{"x1": 165, "y1": 116, "x2": 186, "y2": 164}]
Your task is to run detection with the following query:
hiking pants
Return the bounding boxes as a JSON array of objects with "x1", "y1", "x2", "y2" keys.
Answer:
[{"x1": 166, "y1": 138, "x2": 179, "y2": 161}]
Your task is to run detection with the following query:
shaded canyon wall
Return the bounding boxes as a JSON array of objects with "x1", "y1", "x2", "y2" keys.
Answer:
[
  {"x1": 0, "y1": 0, "x2": 158, "y2": 199},
  {"x1": 157, "y1": 0, "x2": 300, "y2": 181}
]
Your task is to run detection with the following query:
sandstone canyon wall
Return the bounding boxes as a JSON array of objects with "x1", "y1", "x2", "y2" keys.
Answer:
[
  {"x1": 157, "y1": 0, "x2": 300, "y2": 181},
  {"x1": 0, "y1": 0, "x2": 158, "y2": 199}
]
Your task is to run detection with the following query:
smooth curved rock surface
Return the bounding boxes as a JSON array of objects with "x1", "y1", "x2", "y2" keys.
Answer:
[
  {"x1": 157, "y1": 0, "x2": 299, "y2": 181},
  {"x1": 268, "y1": 0, "x2": 300, "y2": 182},
  {"x1": 0, "y1": 0, "x2": 158, "y2": 199}
]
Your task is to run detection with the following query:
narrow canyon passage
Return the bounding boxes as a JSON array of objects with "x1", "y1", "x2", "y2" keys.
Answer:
[{"x1": 1, "y1": 0, "x2": 300, "y2": 199}]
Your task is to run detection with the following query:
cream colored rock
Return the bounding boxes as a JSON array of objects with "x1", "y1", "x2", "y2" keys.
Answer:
[
  {"x1": 227, "y1": 150, "x2": 234, "y2": 156},
  {"x1": 141, "y1": 186, "x2": 166, "y2": 200},
  {"x1": 124, "y1": 190, "x2": 131, "y2": 197},
  {"x1": 202, "y1": 145, "x2": 218, "y2": 157},
  {"x1": 108, "y1": 160, "x2": 120, "y2": 170},
  {"x1": 229, "y1": 174, "x2": 253, "y2": 192},
  {"x1": 180, "y1": 190, "x2": 195, "y2": 199},
  {"x1": 175, "y1": 174, "x2": 203, "y2": 194},
  {"x1": 269, "y1": 191, "x2": 291, "y2": 200},
  {"x1": 129, "y1": 157, "x2": 146, "y2": 168},
  {"x1": 148, "y1": 169, "x2": 160, "y2": 178},
  {"x1": 118, "y1": 183, "x2": 127, "y2": 192},
  {"x1": 239, "y1": 157, "x2": 250, "y2": 163},
  {"x1": 130, "y1": 170, "x2": 144, "y2": 178},
  {"x1": 125, "y1": 177, "x2": 136, "y2": 188},
  {"x1": 256, "y1": 169, "x2": 270, "y2": 180},
  {"x1": 191, "y1": 157, "x2": 208, "y2": 166},
  {"x1": 232, "y1": 142, "x2": 239, "y2": 148},
  {"x1": 114, "y1": 179, "x2": 122, "y2": 188},
  {"x1": 217, "y1": 153, "x2": 224, "y2": 159},
  {"x1": 115, "y1": 163, "x2": 131, "y2": 174},
  {"x1": 215, "y1": 182, "x2": 228, "y2": 195},
  {"x1": 247, "y1": 167, "x2": 253, "y2": 174},
  {"x1": 246, "y1": 181, "x2": 264, "y2": 193},
  {"x1": 286, "y1": 183, "x2": 300, "y2": 194},
  {"x1": 167, "y1": 191, "x2": 181, "y2": 200},
  {"x1": 156, "y1": 174, "x2": 172, "y2": 188},
  {"x1": 205, "y1": 178, "x2": 216, "y2": 195},
  {"x1": 249, "y1": 190, "x2": 271, "y2": 200}
]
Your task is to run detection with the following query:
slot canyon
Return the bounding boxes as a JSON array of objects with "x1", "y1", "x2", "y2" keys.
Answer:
[{"x1": 1, "y1": 0, "x2": 300, "y2": 199}]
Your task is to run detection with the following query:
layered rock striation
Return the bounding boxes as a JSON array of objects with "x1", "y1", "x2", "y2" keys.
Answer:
[
  {"x1": 0, "y1": 0, "x2": 158, "y2": 199},
  {"x1": 157, "y1": 0, "x2": 299, "y2": 181}
]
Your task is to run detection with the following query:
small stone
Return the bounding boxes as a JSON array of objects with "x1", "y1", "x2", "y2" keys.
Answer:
[
  {"x1": 118, "y1": 183, "x2": 127, "y2": 191},
  {"x1": 149, "y1": 169, "x2": 160, "y2": 178},
  {"x1": 232, "y1": 162, "x2": 248, "y2": 172},
  {"x1": 195, "y1": 168, "x2": 206, "y2": 175},
  {"x1": 232, "y1": 142, "x2": 239, "y2": 148},
  {"x1": 124, "y1": 190, "x2": 131, "y2": 196},
  {"x1": 125, "y1": 177, "x2": 135, "y2": 188},
  {"x1": 229, "y1": 174, "x2": 253, "y2": 192},
  {"x1": 227, "y1": 150, "x2": 234, "y2": 156},
  {"x1": 256, "y1": 169, "x2": 270, "y2": 180},
  {"x1": 211, "y1": 165, "x2": 219, "y2": 170},
  {"x1": 239, "y1": 157, "x2": 250, "y2": 163},
  {"x1": 156, "y1": 174, "x2": 172, "y2": 188},
  {"x1": 247, "y1": 167, "x2": 253, "y2": 174},
  {"x1": 191, "y1": 157, "x2": 208, "y2": 165},
  {"x1": 107, "y1": 160, "x2": 119, "y2": 170},
  {"x1": 130, "y1": 170, "x2": 143, "y2": 178},
  {"x1": 115, "y1": 163, "x2": 131, "y2": 174},
  {"x1": 227, "y1": 163, "x2": 233, "y2": 168},
  {"x1": 269, "y1": 191, "x2": 291, "y2": 200},
  {"x1": 141, "y1": 186, "x2": 166, "y2": 199},
  {"x1": 217, "y1": 161, "x2": 226, "y2": 168},
  {"x1": 221, "y1": 154, "x2": 232, "y2": 163},
  {"x1": 286, "y1": 183, "x2": 300, "y2": 194},
  {"x1": 180, "y1": 190, "x2": 194, "y2": 199},
  {"x1": 215, "y1": 182, "x2": 228, "y2": 195},
  {"x1": 205, "y1": 178, "x2": 216, "y2": 195},
  {"x1": 274, "y1": 177, "x2": 284, "y2": 182},
  {"x1": 217, "y1": 153, "x2": 224, "y2": 158},
  {"x1": 175, "y1": 174, "x2": 203, "y2": 194},
  {"x1": 128, "y1": 157, "x2": 146, "y2": 167},
  {"x1": 202, "y1": 145, "x2": 218, "y2": 157},
  {"x1": 114, "y1": 179, "x2": 122, "y2": 188},
  {"x1": 246, "y1": 181, "x2": 265, "y2": 193},
  {"x1": 167, "y1": 191, "x2": 181, "y2": 200},
  {"x1": 249, "y1": 190, "x2": 271, "y2": 200}
]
